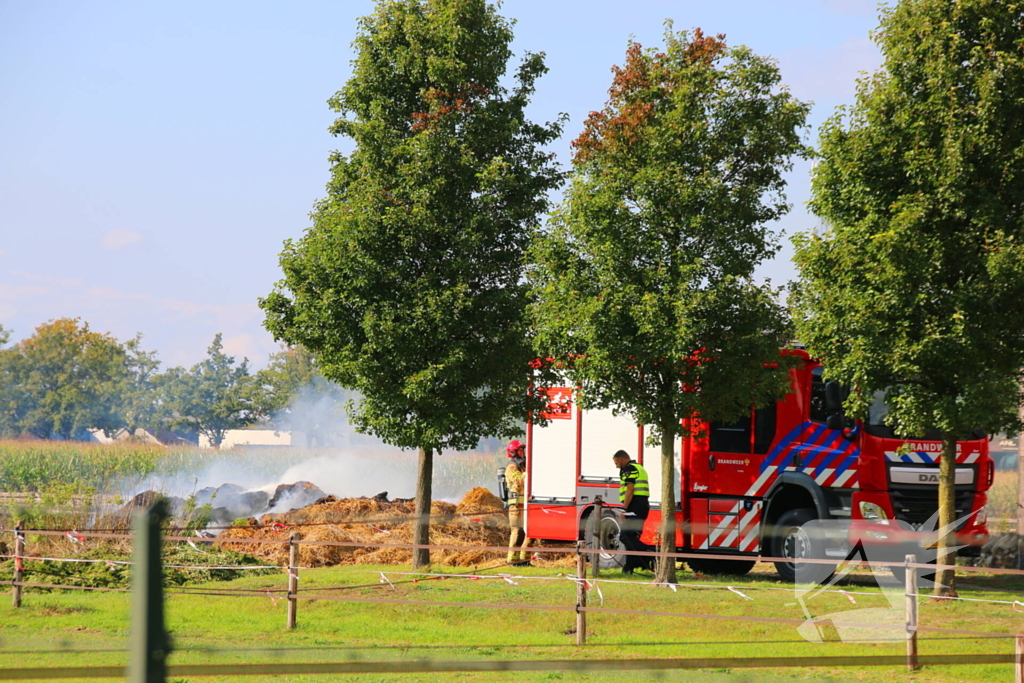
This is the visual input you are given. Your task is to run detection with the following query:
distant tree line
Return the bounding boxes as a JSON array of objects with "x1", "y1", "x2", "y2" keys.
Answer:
[{"x1": 0, "y1": 318, "x2": 343, "y2": 447}]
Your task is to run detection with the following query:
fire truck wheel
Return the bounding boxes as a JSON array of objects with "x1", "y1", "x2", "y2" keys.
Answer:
[
  {"x1": 771, "y1": 508, "x2": 835, "y2": 585},
  {"x1": 590, "y1": 513, "x2": 626, "y2": 570},
  {"x1": 686, "y1": 558, "x2": 756, "y2": 576}
]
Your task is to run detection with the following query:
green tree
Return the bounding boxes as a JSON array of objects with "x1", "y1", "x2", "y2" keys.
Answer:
[
  {"x1": 0, "y1": 324, "x2": 21, "y2": 437},
  {"x1": 793, "y1": 0, "x2": 1024, "y2": 596},
  {"x1": 530, "y1": 27, "x2": 809, "y2": 583},
  {"x1": 118, "y1": 335, "x2": 165, "y2": 437},
  {"x1": 0, "y1": 318, "x2": 128, "y2": 439},
  {"x1": 257, "y1": 345, "x2": 321, "y2": 412},
  {"x1": 261, "y1": 0, "x2": 562, "y2": 567},
  {"x1": 163, "y1": 334, "x2": 258, "y2": 448},
  {"x1": 254, "y1": 345, "x2": 350, "y2": 446}
]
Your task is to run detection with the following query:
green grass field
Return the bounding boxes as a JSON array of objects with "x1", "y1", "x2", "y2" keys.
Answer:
[
  {"x1": 1, "y1": 561, "x2": 1022, "y2": 683},
  {"x1": 1, "y1": 442, "x2": 1021, "y2": 681}
]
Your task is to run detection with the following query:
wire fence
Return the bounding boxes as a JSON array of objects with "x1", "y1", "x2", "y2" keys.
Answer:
[
  {"x1": 3, "y1": 653, "x2": 1024, "y2": 681},
  {"x1": 4, "y1": 516, "x2": 1024, "y2": 680},
  {"x1": 9, "y1": 525, "x2": 1024, "y2": 579}
]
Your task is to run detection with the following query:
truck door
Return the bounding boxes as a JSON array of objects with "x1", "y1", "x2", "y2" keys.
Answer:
[{"x1": 689, "y1": 405, "x2": 776, "y2": 552}]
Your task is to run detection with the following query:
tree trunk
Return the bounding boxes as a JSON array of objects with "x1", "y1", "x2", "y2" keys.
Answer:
[
  {"x1": 412, "y1": 446, "x2": 433, "y2": 569},
  {"x1": 1017, "y1": 401, "x2": 1024, "y2": 536},
  {"x1": 933, "y1": 432, "x2": 957, "y2": 597},
  {"x1": 655, "y1": 427, "x2": 677, "y2": 584}
]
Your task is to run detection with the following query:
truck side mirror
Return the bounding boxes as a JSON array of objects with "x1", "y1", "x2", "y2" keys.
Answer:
[
  {"x1": 826, "y1": 414, "x2": 845, "y2": 431},
  {"x1": 824, "y1": 381, "x2": 844, "y2": 412}
]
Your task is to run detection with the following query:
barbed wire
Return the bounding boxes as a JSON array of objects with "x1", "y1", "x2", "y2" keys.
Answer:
[
  {"x1": 4, "y1": 550, "x2": 1019, "y2": 673},
  {"x1": 6, "y1": 566, "x2": 1019, "y2": 636},
  {"x1": 1, "y1": 527, "x2": 1002, "y2": 574},
  {"x1": 7, "y1": 557, "x2": 1024, "y2": 609},
  {"x1": 0, "y1": 507, "x2": 513, "y2": 535}
]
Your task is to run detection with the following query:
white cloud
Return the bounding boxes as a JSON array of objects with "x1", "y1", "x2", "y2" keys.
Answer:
[
  {"x1": 11, "y1": 271, "x2": 84, "y2": 287},
  {"x1": 0, "y1": 272, "x2": 274, "y2": 367},
  {"x1": 100, "y1": 228, "x2": 144, "y2": 250},
  {"x1": 221, "y1": 333, "x2": 274, "y2": 363},
  {"x1": 0, "y1": 281, "x2": 51, "y2": 299},
  {"x1": 81, "y1": 285, "x2": 264, "y2": 332}
]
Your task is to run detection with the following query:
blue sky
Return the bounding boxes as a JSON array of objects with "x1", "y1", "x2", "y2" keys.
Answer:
[{"x1": 0, "y1": 0, "x2": 885, "y2": 368}]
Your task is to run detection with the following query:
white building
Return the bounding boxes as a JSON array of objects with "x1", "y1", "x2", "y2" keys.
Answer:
[{"x1": 198, "y1": 429, "x2": 309, "y2": 449}]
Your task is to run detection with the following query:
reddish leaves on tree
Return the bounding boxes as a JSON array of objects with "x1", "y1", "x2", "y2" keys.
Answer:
[
  {"x1": 410, "y1": 84, "x2": 492, "y2": 132},
  {"x1": 572, "y1": 28, "x2": 727, "y2": 164},
  {"x1": 683, "y1": 27, "x2": 728, "y2": 66}
]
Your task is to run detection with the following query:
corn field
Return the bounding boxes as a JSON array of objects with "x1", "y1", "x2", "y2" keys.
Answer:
[
  {"x1": 0, "y1": 440, "x2": 167, "y2": 493},
  {"x1": 0, "y1": 439, "x2": 500, "y2": 499},
  {"x1": 985, "y1": 469, "x2": 1017, "y2": 533}
]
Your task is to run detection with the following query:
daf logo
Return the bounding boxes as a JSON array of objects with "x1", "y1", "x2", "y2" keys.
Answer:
[{"x1": 918, "y1": 473, "x2": 939, "y2": 483}]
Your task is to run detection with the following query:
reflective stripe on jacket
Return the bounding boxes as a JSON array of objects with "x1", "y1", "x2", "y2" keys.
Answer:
[
  {"x1": 505, "y1": 463, "x2": 525, "y2": 504},
  {"x1": 619, "y1": 462, "x2": 650, "y2": 503}
]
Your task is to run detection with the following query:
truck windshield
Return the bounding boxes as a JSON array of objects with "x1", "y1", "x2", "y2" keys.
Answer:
[
  {"x1": 867, "y1": 388, "x2": 891, "y2": 426},
  {"x1": 863, "y1": 387, "x2": 985, "y2": 440}
]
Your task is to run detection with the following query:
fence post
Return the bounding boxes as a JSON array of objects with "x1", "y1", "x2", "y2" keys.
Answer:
[
  {"x1": 128, "y1": 499, "x2": 170, "y2": 683},
  {"x1": 575, "y1": 540, "x2": 587, "y2": 646},
  {"x1": 589, "y1": 500, "x2": 601, "y2": 579},
  {"x1": 1016, "y1": 633, "x2": 1024, "y2": 683},
  {"x1": 11, "y1": 520, "x2": 24, "y2": 608},
  {"x1": 905, "y1": 554, "x2": 918, "y2": 672},
  {"x1": 287, "y1": 532, "x2": 299, "y2": 630}
]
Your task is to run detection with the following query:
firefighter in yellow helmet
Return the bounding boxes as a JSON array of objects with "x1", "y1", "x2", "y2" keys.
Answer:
[{"x1": 505, "y1": 439, "x2": 533, "y2": 566}]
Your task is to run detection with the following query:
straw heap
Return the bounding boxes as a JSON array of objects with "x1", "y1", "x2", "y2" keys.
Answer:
[{"x1": 217, "y1": 487, "x2": 573, "y2": 568}]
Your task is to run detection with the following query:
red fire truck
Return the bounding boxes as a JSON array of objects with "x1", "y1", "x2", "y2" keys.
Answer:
[{"x1": 521, "y1": 350, "x2": 993, "y2": 580}]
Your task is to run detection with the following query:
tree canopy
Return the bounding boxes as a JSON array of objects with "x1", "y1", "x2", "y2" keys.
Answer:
[
  {"x1": 162, "y1": 334, "x2": 259, "y2": 448},
  {"x1": 793, "y1": 0, "x2": 1024, "y2": 595},
  {"x1": 530, "y1": 26, "x2": 810, "y2": 583},
  {"x1": 0, "y1": 318, "x2": 129, "y2": 439},
  {"x1": 117, "y1": 335, "x2": 164, "y2": 437},
  {"x1": 260, "y1": 0, "x2": 563, "y2": 566}
]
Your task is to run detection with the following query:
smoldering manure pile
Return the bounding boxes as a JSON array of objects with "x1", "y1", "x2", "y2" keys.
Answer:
[{"x1": 216, "y1": 486, "x2": 574, "y2": 568}]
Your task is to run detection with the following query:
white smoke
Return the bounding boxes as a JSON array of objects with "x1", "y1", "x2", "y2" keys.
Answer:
[
  {"x1": 269, "y1": 455, "x2": 418, "y2": 500},
  {"x1": 130, "y1": 447, "x2": 419, "y2": 501},
  {"x1": 118, "y1": 381, "x2": 505, "y2": 511}
]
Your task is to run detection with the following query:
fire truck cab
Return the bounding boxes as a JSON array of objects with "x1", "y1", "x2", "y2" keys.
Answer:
[{"x1": 522, "y1": 351, "x2": 992, "y2": 580}]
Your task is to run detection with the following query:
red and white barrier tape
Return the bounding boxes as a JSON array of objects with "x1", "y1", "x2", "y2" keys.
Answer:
[
  {"x1": 0, "y1": 554, "x2": 279, "y2": 571},
  {"x1": 358, "y1": 568, "x2": 1024, "y2": 607}
]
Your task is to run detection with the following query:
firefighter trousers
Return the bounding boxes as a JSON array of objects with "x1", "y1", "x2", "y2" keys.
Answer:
[{"x1": 507, "y1": 504, "x2": 533, "y2": 563}]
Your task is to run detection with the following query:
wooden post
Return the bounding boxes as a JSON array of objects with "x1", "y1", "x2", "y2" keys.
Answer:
[
  {"x1": 575, "y1": 540, "x2": 587, "y2": 646},
  {"x1": 11, "y1": 520, "x2": 24, "y2": 608},
  {"x1": 1015, "y1": 633, "x2": 1024, "y2": 683},
  {"x1": 589, "y1": 500, "x2": 601, "y2": 580},
  {"x1": 128, "y1": 499, "x2": 170, "y2": 683},
  {"x1": 287, "y1": 532, "x2": 299, "y2": 630},
  {"x1": 905, "y1": 554, "x2": 918, "y2": 672}
]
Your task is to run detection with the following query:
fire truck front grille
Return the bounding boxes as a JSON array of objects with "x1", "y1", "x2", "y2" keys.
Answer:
[{"x1": 888, "y1": 486, "x2": 974, "y2": 528}]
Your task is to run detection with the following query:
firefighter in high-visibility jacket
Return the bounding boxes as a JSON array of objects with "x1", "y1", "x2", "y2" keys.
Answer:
[
  {"x1": 612, "y1": 449, "x2": 652, "y2": 574},
  {"x1": 505, "y1": 440, "x2": 533, "y2": 566}
]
